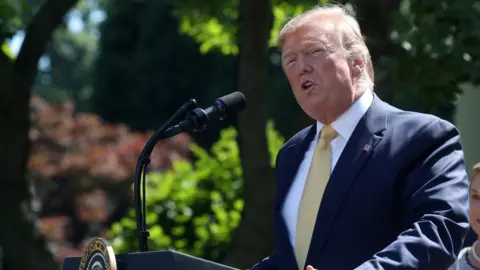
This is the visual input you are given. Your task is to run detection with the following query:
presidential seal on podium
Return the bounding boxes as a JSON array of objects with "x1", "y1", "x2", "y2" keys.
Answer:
[{"x1": 78, "y1": 238, "x2": 117, "y2": 270}]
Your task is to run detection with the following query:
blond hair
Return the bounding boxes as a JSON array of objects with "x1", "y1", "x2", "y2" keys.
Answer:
[
  {"x1": 473, "y1": 162, "x2": 480, "y2": 181},
  {"x1": 277, "y1": 4, "x2": 374, "y2": 90}
]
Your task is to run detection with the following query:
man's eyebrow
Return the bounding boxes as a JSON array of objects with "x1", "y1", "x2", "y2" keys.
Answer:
[
  {"x1": 304, "y1": 37, "x2": 329, "y2": 48},
  {"x1": 282, "y1": 49, "x2": 295, "y2": 60},
  {"x1": 281, "y1": 37, "x2": 331, "y2": 60}
]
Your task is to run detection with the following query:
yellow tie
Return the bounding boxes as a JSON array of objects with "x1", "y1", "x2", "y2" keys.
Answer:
[{"x1": 295, "y1": 125, "x2": 337, "y2": 270}]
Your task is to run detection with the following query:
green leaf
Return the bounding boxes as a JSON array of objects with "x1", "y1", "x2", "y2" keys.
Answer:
[
  {"x1": 1, "y1": 43, "x2": 14, "y2": 59},
  {"x1": 195, "y1": 226, "x2": 209, "y2": 240},
  {"x1": 120, "y1": 216, "x2": 137, "y2": 229},
  {"x1": 233, "y1": 199, "x2": 244, "y2": 211},
  {"x1": 148, "y1": 173, "x2": 174, "y2": 200},
  {"x1": 110, "y1": 223, "x2": 123, "y2": 235},
  {"x1": 172, "y1": 226, "x2": 185, "y2": 236}
]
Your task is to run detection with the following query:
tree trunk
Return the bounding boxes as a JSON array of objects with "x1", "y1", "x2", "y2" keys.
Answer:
[
  {"x1": 0, "y1": 0, "x2": 78, "y2": 269},
  {"x1": 0, "y1": 104, "x2": 59, "y2": 270},
  {"x1": 347, "y1": 0, "x2": 403, "y2": 102},
  {"x1": 223, "y1": 0, "x2": 274, "y2": 268}
]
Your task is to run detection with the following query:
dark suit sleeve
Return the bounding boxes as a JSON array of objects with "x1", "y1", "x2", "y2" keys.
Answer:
[
  {"x1": 249, "y1": 144, "x2": 291, "y2": 270},
  {"x1": 355, "y1": 119, "x2": 470, "y2": 270}
]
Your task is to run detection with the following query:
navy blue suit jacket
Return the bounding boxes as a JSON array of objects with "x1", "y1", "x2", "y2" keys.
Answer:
[{"x1": 251, "y1": 95, "x2": 470, "y2": 270}]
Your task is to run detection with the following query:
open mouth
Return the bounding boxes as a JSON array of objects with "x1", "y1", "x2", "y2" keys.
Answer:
[{"x1": 301, "y1": 80, "x2": 314, "y2": 91}]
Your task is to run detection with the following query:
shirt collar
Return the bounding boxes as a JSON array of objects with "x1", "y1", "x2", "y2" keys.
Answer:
[{"x1": 316, "y1": 89, "x2": 373, "y2": 141}]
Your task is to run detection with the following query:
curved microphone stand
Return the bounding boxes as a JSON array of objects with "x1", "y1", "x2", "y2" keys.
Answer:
[
  {"x1": 132, "y1": 91, "x2": 246, "y2": 252},
  {"x1": 134, "y1": 99, "x2": 197, "y2": 252}
]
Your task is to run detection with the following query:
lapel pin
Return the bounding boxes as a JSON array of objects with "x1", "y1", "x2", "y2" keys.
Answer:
[{"x1": 363, "y1": 144, "x2": 371, "y2": 152}]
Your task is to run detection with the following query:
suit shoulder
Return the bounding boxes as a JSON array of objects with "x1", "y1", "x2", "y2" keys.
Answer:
[
  {"x1": 384, "y1": 103, "x2": 457, "y2": 135},
  {"x1": 282, "y1": 125, "x2": 313, "y2": 148}
]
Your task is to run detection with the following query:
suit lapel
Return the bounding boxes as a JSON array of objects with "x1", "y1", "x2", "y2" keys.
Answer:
[
  {"x1": 305, "y1": 96, "x2": 387, "y2": 266},
  {"x1": 277, "y1": 125, "x2": 317, "y2": 208}
]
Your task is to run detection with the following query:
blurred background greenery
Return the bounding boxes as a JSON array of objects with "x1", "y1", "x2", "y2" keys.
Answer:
[{"x1": 0, "y1": 0, "x2": 479, "y2": 269}]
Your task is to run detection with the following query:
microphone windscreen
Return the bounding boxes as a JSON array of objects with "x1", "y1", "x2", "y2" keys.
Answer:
[{"x1": 217, "y1": 91, "x2": 246, "y2": 113}]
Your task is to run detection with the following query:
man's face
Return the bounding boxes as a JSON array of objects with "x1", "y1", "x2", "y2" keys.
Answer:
[
  {"x1": 281, "y1": 19, "x2": 361, "y2": 124},
  {"x1": 470, "y1": 175, "x2": 480, "y2": 236}
]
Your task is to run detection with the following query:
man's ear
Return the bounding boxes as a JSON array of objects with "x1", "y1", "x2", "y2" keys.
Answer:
[{"x1": 350, "y1": 58, "x2": 364, "y2": 78}]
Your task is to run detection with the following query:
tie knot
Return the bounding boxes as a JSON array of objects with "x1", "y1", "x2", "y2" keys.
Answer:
[{"x1": 320, "y1": 125, "x2": 337, "y2": 144}]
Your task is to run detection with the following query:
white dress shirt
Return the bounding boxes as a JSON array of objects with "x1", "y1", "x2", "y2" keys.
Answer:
[{"x1": 281, "y1": 89, "x2": 374, "y2": 248}]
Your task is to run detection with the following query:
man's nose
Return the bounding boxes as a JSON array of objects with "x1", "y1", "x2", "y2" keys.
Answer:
[{"x1": 297, "y1": 56, "x2": 313, "y2": 75}]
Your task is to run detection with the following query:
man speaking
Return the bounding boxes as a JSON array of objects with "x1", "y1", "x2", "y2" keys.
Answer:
[{"x1": 251, "y1": 4, "x2": 470, "y2": 270}]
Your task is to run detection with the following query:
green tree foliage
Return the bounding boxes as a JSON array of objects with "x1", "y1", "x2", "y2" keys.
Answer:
[
  {"x1": 36, "y1": 27, "x2": 97, "y2": 107},
  {"x1": 108, "y1": 121, "x2": 284, "y2": 262},
  {"x1": 382, "y1": 0, "x2": 480, "y2": 118},
  {"x1": 91, "y1": 0, "x2": 237, "y2": 132},
  {"x1": 92, "y1": 0, "x2": 314, "y2": 143},
  {"x1": 174, "y1": 0, "x2": 480, "y2": 121},
  {"x1": 173, "y1": 0, "x2": 328, "y2": 54},
  {"x1": 172, "y1": 0, "x2": 323, "y2": 139},
  {"x1": 33, "y1": 0, "x2": 104, "y2": 110},
  {"x1": 0, "y1": 0, "x2": 30, "y2": 41},
  {"x1": 172, "y1": 0, "x2": 326, "y2": 138}
]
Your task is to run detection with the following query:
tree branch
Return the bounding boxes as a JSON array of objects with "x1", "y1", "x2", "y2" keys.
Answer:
[
  {"x1": 0, "y1": 46, "x2": 13, "y2": 80},
  {"x1": 0, "y1": 46, "x2": 13, "y2": 83},
  {"x1": 10, "y1": 0, "x2": 79, "y2": 105},
  {"x1": 0, "y1": 47, "x2": 12, "y2": 64},
  {"x1": 0, "y1": 48, "x2": 14, "y2": 119}
]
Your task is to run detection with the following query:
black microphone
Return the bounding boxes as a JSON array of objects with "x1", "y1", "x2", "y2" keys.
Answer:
[{"x1": 162, "y1": 91, "x2": 246, "y2": 137}]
